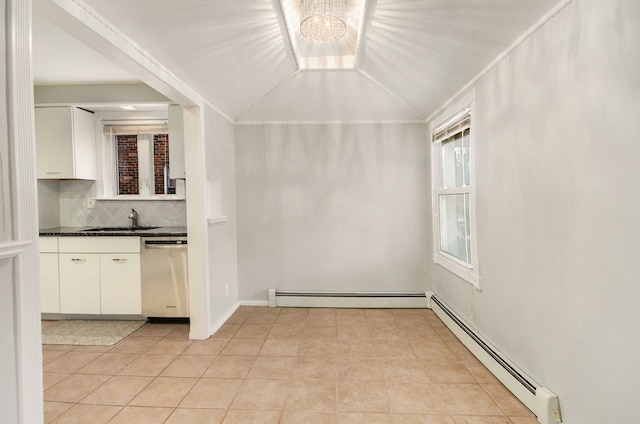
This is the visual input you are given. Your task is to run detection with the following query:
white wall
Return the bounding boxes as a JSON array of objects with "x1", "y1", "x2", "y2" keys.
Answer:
[
  {"x1": 0, "y1": 0, "x2": 10, "y2": 242},
  {"x1": 204, "y1": 104, "x2": 239, "y2": 325},
  {"x1": 4, "y1": 1, "x2": 45, "y2": 422},
  {"x1": 0, "y1": 2, "x2": 19, "y2": 419},
  {"x1": 432, "y1": 1, "x2": 640, "y2": 423},
  {"x1": 37, "y1": 180, "x2": 60, "y2": 228},
  {"x1": 235, "y1": 123, "x2": 431, "y2": 302},
  {"x1": 0, "y1": 260, "x2": 18, "y2": 424}
]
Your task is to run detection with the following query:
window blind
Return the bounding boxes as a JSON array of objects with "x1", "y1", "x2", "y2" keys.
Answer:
[
  {"x1": 102, "y1": 120, "x2": 168, "y2": 135},
  {"x1": 433, "y1": 108, "x2": 471, "y2": 143}
]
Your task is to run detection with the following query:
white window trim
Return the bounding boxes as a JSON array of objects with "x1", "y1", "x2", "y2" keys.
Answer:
[
  {"x1": 100, "y1": 125, "x2": 185, "y2": 200},
  {"x1": 430, "y1": 90, "x2": 480, "y2": 288}
]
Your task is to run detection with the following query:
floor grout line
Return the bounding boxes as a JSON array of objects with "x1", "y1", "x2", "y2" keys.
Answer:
[{"x1": 43, "y1": 307, "x2": 536, "y2": 423}]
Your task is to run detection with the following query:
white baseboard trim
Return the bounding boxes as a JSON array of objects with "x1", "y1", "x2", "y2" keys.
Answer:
[
  {"x1": 201, "y1": 302, "x2": 239, "y2": 339},
  {"x1": 239, "y1": 300, "x2": 270, "y2": 307},
  {"x1": 267, "y1": 289, "x2": 429, "y2": 308}
]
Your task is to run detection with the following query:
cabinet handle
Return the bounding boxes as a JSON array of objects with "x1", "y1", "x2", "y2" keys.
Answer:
[
  {"x1": 70, "y1": 258, "x2": 86, "y2": 263},
  {"x1": 112, "y1": 258, "x2": 128, "y2": 263},
  {"x1": 46, "y1": 172, "x2": 61, "y2": 175}
]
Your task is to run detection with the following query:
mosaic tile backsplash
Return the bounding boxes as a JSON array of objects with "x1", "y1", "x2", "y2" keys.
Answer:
[{"x1": 39, "y1": 180, "x2": 186, "y2": 228}]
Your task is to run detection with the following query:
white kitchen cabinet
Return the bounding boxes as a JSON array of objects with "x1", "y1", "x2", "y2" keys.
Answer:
[
  {"x1": 40, "y1": 254, "x2": 60, "y2": 313},
  {"x1": 168, "y1": 105, "x2": 186, "y2": 179},
  {"x1": 58, "y1": 237, "x2": 139, "y2": 253},
  {"x1": 57, "y1": 237, "x2": 141, "y2": 315},
  {"x1": 100, "y1": 253, "x2": 141, "y2": 314},
  {"x1": 59, "y1": 253, "x2": 101, "y2": 314},
  {"x1": 39, "y1": 237, "x2": 60, "y2": 313},
  {"x1": 35, "y1": 106, "x2": 97, "y2": 180}
]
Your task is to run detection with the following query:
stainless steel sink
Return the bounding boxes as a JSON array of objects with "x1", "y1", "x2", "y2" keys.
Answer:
[{"x1": 82, "y1": 226, "x2": 159, "y2": 232}]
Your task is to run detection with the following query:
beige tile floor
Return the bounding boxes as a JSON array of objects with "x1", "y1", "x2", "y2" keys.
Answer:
[{"x1": 43, "y1": 307, "x2": 537, "y2": 424}]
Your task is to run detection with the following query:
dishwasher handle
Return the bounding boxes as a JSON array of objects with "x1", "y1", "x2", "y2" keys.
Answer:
[
  {"x1": 144, "y1": 244, "x2": 188, "y2": 250},
  {"x1": 143, "y1": 239, "x2": 188, "y2": 249}
]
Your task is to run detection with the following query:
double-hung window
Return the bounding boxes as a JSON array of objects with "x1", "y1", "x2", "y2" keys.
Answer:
[
  {"x1": 102, "y1": 121, "x2": 183, "y2": 199},
  {"x1": 431, "y1": 93, "x2": 479, "y2": 287},
  {"x1": 114, "y1": 132, "x2": 175, "y2": 196}
]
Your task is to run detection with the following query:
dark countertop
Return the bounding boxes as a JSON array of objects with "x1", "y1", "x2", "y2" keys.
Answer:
[{"x1": 39, "y1": 226, "x2": 187, "y2": 237}]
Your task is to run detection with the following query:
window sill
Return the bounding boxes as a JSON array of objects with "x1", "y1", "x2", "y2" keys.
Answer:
[
  {"x1": 433, "y1": 252, "x2": 480, "y2": 289},
  {"x1": 96, "y1": 195, "x2": 185, "y2": 201}
]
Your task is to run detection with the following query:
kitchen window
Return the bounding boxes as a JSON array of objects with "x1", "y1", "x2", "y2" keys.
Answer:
[
  {"x1": 430, "y1": 92, "x2": 479, "y2": 287},
  {"x1": 102, "y1": 122, "x2": 184, "y2": 199}
]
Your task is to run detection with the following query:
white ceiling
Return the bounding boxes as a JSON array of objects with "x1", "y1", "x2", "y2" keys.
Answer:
[
  {"x1": 33, "y1": 0, "x2": 561, "y2": 122},
  {"x1": 33, "y1": 15, "x2": 137, "y2": 86}
]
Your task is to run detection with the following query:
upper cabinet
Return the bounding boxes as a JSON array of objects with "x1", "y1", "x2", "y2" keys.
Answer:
[
  {"x1": 168, "y1": 105, "x2": 186, "y2": 179},
  {"x1": 35, "y1": 106, "x2": 97, "y2": 180}
]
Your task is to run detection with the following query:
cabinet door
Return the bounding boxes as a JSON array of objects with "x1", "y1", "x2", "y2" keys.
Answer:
[
  {"x1": 59, "y1": 253, "x2": 100, "y2": 314},
  {"x1": 40, "y1": 253, "x2": 60, "y2": 313},
  {"x1": 71, "y1": 107, "x2": 97, "y2": 180},
  {"x1": 168, "y1": 105, "x2": 186, "y2": 179},
  {"x1": 35, "y1": 107, "x2": 75, "y2": 179},
  {"x1": 35, "y1": 107, "x2": 96, "y2": 180},
  {"x1": 100, "y1": 253, "x2": 141, "y2": 315}
]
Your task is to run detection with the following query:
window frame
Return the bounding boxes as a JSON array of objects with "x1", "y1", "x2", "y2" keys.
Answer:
[
  {"x1": 101, "y1": 122, "x2": 185, "y2": 201},
  {"x1": 430, "y1": 91, "x2": 480, "y2": 288}
]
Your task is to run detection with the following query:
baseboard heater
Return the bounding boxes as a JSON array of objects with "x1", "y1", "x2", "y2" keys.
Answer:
[
  {"x1": 430, "y1": 295, "x2": 562, "y2": 424},
  {"x1": 268, "y1": 289, "x2": 429, "y2": 308}
]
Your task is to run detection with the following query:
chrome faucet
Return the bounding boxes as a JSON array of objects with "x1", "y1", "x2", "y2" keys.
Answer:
[{"x1": 128, "y1": 208, "x2": 138, "y2": 228}]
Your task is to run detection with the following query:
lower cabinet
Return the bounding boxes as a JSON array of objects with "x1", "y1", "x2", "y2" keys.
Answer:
[
  {"x1": 51, "y1": 236, "x2": 141, "y2": 315},
  {"x1": 100, "y1": 253, "x2": 141, "y2": 314},
  {"x1": 59, "y1": 253, "x2": 101, "y2": 314},
  {"x1": 40, "y1": 237, "x2": 60, "y2": 314},
  {"x1": 40, "y1": 253, "x2": 60, "y2": 313}
]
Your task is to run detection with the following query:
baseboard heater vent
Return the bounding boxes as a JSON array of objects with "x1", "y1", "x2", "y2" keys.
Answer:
[
  {"x1": 430, "y1": 295, "x2": 562, "y2": 424},
  {"x1": 268, "y1": 290, "x2": 429, "y2": 309}
]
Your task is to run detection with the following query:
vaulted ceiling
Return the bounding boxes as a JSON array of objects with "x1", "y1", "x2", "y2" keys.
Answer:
[{"x1": 33, "y1": 0, "x2": 561, "y2": 122}]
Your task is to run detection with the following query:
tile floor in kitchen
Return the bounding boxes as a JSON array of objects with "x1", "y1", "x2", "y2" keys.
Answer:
[{"x1": 42, "y1": 306, "x2": 537, "y2": 424}]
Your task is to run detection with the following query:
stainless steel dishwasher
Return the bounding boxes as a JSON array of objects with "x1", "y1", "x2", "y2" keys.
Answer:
[{"x1": 140, "y1": 237, "x2": 189, "y2": 319}]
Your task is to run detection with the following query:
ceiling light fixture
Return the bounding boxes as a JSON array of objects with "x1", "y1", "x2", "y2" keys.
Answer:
[{"x1": 300, "y1": 0, "x2": 347, "y2": 43}]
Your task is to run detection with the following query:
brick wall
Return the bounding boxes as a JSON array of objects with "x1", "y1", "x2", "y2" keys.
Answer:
[
  {"x1": 116, "y1": 133, "x2": 176, "y2": 195},
  {"x1": 116, "y1": 134, "x2": 139, "y2": 195},
  {"x1": 153, "y1": 134, "x2": 175, "y2": 195}
]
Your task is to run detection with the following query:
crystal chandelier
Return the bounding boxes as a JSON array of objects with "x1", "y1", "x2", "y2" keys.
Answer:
[{"x1": 300, "y1": 0, "x2": 347, "y2": 43}]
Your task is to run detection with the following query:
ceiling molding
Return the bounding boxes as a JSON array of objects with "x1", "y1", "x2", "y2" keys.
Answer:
[{"x1": 236, "y1": 119, "x2": 426, "y2": 126}]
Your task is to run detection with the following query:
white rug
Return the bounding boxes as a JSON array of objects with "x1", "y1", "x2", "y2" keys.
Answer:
[{"x1": 42, "y1": 320, "x2": 147, "y2": 346}]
